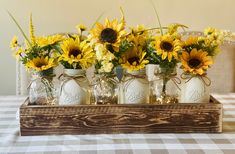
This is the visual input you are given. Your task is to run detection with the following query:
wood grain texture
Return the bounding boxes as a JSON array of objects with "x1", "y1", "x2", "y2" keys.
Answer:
[{"x1": 20, "y1": 96, "x2": 222, "y2": 136}]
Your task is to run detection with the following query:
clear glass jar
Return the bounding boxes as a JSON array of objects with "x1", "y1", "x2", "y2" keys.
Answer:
[
  {"x1": 90, "y1": 73, "x2": 119, "y2": 105},
  {"x1": 59, "y1": 69, "x2": 90, "y2": 105},
  {"x1": 122, "y1": 69, "x2": 149, "y2": 104},
  {"x1": 149, "y1": 67, "x2": 180, "y2": 104},
  {"x1": 29, "y1": 68, "x2": 58, "y2": 105}
]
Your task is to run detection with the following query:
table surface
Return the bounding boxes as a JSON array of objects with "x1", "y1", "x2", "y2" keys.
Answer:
[{"x1": 0, "y1": 94, "x2": 235, "y2": 154}]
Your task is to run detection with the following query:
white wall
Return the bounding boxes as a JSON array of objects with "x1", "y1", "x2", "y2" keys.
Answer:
[{"x1": 0, "y1": 0, "x2": 235, "y2": 95}]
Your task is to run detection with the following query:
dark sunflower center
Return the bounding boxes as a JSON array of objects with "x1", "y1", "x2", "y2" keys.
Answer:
[
  {"x1": 69, "y1": 49, "x2": 81, "y2": 57},
  {"x1": 188, "y1": 58, "x2": 201, "y2": 68},
  {"x1": 160, "y1": 41, "x2": 173, "y2": 52},
  {"x1": 128, "y1": 57, "x2": 140, "y2": 65},
  {"x1": 100, "y1": 28, "x2": 117, "y2": 43},
  {"x1": 35, "y1": 61, "x2": 47, "y2": 68}
]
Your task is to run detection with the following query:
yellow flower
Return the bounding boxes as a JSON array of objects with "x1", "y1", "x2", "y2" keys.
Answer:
[
  {"x1": 94, "y1": 43, "x2": 115, "y2": 61},
  {"x1": 121, "y1": 46, "x2": 149, "y2": 72},
  {"x1": 59, "y1": 38, "x2": 95, "y2": 69},
  {"x1": 13, "y1": 48, "x2": 23, "y2": 60},
  {"x1": 99, "y1": 60, "x2": 114, "y2": 73},
  {"x1": 128, "y1": 25, "x2": 149, "y2": 47},
  {"x1": 155, "y1": 34, "x2": 182, "y2": 62},
  {"x1": 184, "y1": 36, "x2": 199, "y2": 46},
  {"x1": 29, "y1": 13, "x2": 36, "y2": 45},
  {"x1": 26, "y1": 56, "x2": 56, "y2": 72},
  {"x1": 76, "y1": 24, "x2": 86, "y2": 31},
  {"x1": 90, "y1": 16, "x2": 126, "y2": 52},
  {"x1": 10, "y1": 36, "x2": 18, "y2": 49},
  {"x1": 204, "y1": 27, "x2": 217, "y2": 36},
  {"x1": 36, "y1": 34, "x2": 65, "y2": 47},
  {"x1": 181, "y1": 48, "x2": 213, "y2": 75},
  {"x1": 167, "y1": 23, "x2": 188, "y2": 35}
]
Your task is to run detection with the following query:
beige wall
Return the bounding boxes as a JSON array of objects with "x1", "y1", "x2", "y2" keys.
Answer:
[{"x1": 0, "y1": 0, "x2": 235, "y2": 95}]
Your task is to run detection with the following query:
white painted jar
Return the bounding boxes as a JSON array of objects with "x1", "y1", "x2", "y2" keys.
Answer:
[
  {"x1": 122, "y1": 69, "x2": 149, "y2": 104},
  {"x1": 180, "y1": 75, "x2": 210, "y2": 103},
  {"x1": 59, "y1": 69, "x2": 89, "y2": 105}
]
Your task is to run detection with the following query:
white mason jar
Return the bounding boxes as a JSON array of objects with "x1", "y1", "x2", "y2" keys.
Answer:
[
  {"x1": 122, "y1": 69, "x2": 149, "y2": 104},
  {"x1": 59, "y1": 69, "x2": 90, "y2": 105},
  {"x1": 180, "y1": 75, "x2": 210, "y2": 103}
]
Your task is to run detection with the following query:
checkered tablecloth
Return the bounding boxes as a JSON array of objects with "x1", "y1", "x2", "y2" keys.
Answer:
[{"x1": 0, "y1": 94, "x2": 235, "y2": 154}]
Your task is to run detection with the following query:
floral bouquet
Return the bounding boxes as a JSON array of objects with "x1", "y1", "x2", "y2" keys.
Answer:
[
  {"x1": 9, "y1": 13, "x2": 64, "y2": 105},
  {"x1": 57, "y1": 25, "x2": 95, "y2": 105},
  {"x1": 180, "y1": 27, "x2": 231, "y2": 102}
]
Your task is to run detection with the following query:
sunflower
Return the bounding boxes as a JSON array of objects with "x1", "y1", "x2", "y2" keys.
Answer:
[
  {"x1": 154, "y1": 34, "x2": 182, "y2": 62},
  {"x1": 121, "y1": 46, "x2": 149, "y2": 72},
  {"x1": 36, "y1": 34, "x2": 65, "y2": 47},
  {"x1": 10, "y1": 36, "x2": 18, "y2": 49},
  {"x1": 184, "y1": 36, "x2": 199, "y2": 47},
  {"x1": 59, "y1": 37, "x2": 95, "y2": 69},
  {"x1": 26, "y1": 56, "x2": 56, "y2": 72},
  {"x1": 127, "y1": 25, "x2": 149, "y2": 47},
  {"x1": 90, "y1": 17, "x2": 126, "y2": 52},
  {"x1": 181, "y1": 48, "x2": 213, "y2": 75}
]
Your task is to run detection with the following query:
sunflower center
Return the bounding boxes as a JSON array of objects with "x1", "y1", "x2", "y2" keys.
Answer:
[
  {"x1": 100, "y1": 28, "x2": 117, "y2": 43},
  {"x1": 160, "y1": 41, "x2": 173, "y2": 52},
  {"x1": 128, "y1": 57, "x2": 140, "y2": 65},
  {"x1": 188, "y1": 58, "x2": 201, "y2": 68},
  {"x1": 69, "y1": 48, "x2": 81, "y2": 57},
  {"x1": 35, "y1": 61, "x2": 47, "y2": 68}
]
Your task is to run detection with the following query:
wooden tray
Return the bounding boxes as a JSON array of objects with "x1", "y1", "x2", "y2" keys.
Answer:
[{"x1": 20, "y1": 96, "x2": 222, "y2": 136}]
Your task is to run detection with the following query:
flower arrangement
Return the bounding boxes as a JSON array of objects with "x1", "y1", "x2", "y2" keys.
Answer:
[
  {"x1": 120, "y1": 25, "x2": 150, "y2": 72},
  {"x1": 9, "y1": 13, "x2": 65, "y2": 105},
  {"x1": 180, "y1": 27, "x2": 230, "y2": 76},
  {"x1": 58, "y1": 25, "x2": 95, "y2": 69},
  {"x1": 145, "y1": 23, "x2": 186, "y2": 103},
  {"x1": 10, "y1": 14, "x2": 64, "y2": 73},
  {"x1": 9, "y1": 8, "x2": 232, "y2": 105},
  {"x1": 89, "y1": 9, "x2": 126, "y2": 73}
]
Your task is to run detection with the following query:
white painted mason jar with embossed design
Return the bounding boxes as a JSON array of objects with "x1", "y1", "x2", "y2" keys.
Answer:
[
  {"x1": 122, "y1": 69, "x2": 149, "y2": 104},
  {"x1": 180, "y1": 75, "x2": 210, "y2": 103},
  {"x1": 59, "y1": 69, "x2": 90, "y2": 105}
]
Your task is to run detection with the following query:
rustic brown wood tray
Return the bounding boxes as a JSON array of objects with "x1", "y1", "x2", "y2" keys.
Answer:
[{"x1": 19, "y1": 96, "x2": 222, "y2": 136}]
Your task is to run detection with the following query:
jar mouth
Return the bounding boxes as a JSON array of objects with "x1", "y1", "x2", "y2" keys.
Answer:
[
  {"x1": 64, "y1": 69, "x2": 86, "y2": 76},
  {"x1": 33, "y1": 68, "x2": 54, "y2": 77},
  {"x1": 126, "y1": 69, "x2": 145, "y2": 75}
]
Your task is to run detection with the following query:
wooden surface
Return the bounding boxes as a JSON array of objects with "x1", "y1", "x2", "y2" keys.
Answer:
[{"x1": 20, "y1": 96, "x2": 222, "y2": 136}]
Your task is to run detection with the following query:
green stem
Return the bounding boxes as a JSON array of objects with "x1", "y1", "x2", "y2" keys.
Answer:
[
  {"x1": 162, "y1": 77, "x2": 167, "y2": 96},
  {"x1": 91, "y1": 11, "x2": 105, "y2": 28},
  {"x1": 7, "y1": 11, "x2": 32, "y2": 47},
  {"x1": 149, "y1": 0, "x2": 163, "y2": 35}
]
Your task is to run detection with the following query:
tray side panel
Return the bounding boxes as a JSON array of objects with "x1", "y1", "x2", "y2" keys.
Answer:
[{"x1": 20, "y1": 103, "x2": 222, "y2": 136}]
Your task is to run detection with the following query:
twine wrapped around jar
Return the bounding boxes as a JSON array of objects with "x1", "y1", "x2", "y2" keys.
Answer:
[
  {"x1": 149, "y1": 67, "x2": 181, "y2": 104},
  {"x1": 58, "y1": 69, "x2": 90, "y2": 105},
  {"x1": 180, "y1": 73, "x2": 211, "y2": 103},
  {"x1": 28, "y1": 69, "x2": 58, "y2": 105},
  {"x1": 121, "y1": 69, "x2": 149, "y2": 104}
]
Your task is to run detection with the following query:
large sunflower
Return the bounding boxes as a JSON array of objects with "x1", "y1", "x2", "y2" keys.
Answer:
[
  {"x1": 59, "y1": 37, "x2": 95, "y2": 69},
  {"x1": 90, "y1": 17, "x2": 126, "y2": 52},
  {"x1": 26, "y1": 56, "x2": 56, "y2": 72},
  {"x1": 155, "y1": 34, "x2": 182, "y2": 62},
  {"x1": 121, "y1": 46, "x2": 149, "y2": 72},
  {"x1": 181, "y1": 48, "x2": 213, "y2": 75}
]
